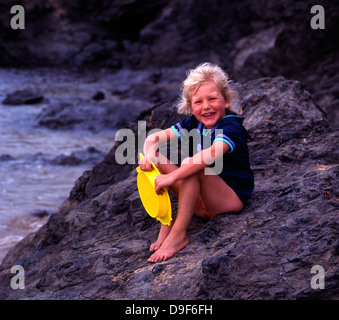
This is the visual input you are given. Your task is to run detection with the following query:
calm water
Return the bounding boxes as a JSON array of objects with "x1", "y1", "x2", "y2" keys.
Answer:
[{"x1": 0, "y1": 68, "x2": 117, "y2": 263}]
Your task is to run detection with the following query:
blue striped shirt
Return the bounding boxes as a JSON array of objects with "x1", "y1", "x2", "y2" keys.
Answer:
[{"x1": 171, "y1": 111, "x2": 254, "y2": 205}]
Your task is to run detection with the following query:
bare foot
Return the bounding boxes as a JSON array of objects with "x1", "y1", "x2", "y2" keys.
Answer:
[
  {"x1": 150, "y1": 224, "x2": 171, "y2": 252},
  {"x1": 148, "y1": 232, "x2": 189, "y2": 263}
]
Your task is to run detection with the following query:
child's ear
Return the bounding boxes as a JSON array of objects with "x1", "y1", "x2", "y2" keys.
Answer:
[{"x1": 225, "y1": 92, "x2": 231, "y2": 105}]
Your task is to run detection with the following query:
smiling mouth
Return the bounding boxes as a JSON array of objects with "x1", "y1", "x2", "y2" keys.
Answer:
[{"x1": 202, "y1": 112, "x2": 215, "y2": 117}]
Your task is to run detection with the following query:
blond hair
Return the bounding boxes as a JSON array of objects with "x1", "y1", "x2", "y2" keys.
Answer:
[{"x1": 177, "y1": 62, "x2": 237, "y2": 115}]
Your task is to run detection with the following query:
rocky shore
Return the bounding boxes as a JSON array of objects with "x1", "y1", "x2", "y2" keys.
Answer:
[
  {"x1": 0, "y1": 0, "x2": 338, "y2": 300},
  {"x1": 0, "y1": 76, "x2": 338, "y2": 299}
]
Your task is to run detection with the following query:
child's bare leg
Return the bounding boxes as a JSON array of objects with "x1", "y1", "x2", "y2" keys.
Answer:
[
  {"x1": 148, "y1": 169, "x2": 244, "y2": 262},
  {"x1": 198, "y1": 168, "x2": 244, "y2": 218},
  {"x1": 148, "y1": 172, "x2": 200, "y2": 262},
  {"x1": 153, "y1": 152, "x2": 180, "y2": 196},
  {"x1": 150, "y1": 224, "x2": 172, "y2": 252},
  {"x1": 149, "y1": 153, "x2": 179, "y2": 252}
]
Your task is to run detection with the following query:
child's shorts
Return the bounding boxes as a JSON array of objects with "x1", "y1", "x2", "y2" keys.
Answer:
[{"x1": 199, "y1": 197, "x2": 214, "y2": 219}]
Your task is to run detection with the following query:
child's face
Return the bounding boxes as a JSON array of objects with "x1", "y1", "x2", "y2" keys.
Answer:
[{"x1": 191, "y1": 81, "x2": 229, "y2": 129}]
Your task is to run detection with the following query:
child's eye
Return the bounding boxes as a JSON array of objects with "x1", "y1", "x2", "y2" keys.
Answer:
[
  {"x1": 194, "y1": 100, "x2": 202, "y2": 104},
  {"x1": 209, "y1": 97, "x2": 216, "y2": 101}
]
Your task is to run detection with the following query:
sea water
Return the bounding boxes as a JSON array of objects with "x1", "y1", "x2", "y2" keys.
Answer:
[{"x1": 0, "y1": 68, "x2": 116, "y2": 263}]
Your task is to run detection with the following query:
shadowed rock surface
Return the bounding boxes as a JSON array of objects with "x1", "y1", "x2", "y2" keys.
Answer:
[
  {"x1": 2, "y1": 89, "x2": 44, "y2": 105},
  {"x1": 1, "y1": 0, "x2": 338, "y2": 128},
  {"x1": 0, "y1": 77, "x2": 338, "y2": 300}
]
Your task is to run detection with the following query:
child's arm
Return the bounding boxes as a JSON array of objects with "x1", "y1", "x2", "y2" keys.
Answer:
[
  {"x1": 140, "y1": 128, "x2": 176, "y2": 171},
  {"x1": 154, "y1": 140, "x2": 229, "y2": 193}
]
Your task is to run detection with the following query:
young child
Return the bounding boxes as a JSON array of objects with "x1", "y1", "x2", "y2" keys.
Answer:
[{"x1": 139, "y1": 62, "x2": 254, "y2": 262}]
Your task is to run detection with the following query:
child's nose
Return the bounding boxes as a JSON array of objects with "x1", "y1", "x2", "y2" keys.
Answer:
[{"x1": 203, "y1": 101, "x2": 210, "y2": 109}]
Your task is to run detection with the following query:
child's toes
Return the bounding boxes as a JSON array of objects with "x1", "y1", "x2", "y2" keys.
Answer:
[
  {"x1": 148, "y1": 253, "x2": 157, "y2": 263},
  {"x1": 150, "y1": 243, "x2": 159, "y2": 252}
]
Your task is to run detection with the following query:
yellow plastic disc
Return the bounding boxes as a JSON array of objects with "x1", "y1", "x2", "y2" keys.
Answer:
[{"x1": 136, "y1": 153, "x2": 172, "y2": 226}]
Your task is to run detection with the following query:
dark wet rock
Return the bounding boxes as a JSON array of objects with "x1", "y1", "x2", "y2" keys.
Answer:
[
  {"x1": 91, "y1": 91, "x2": 105, "y2": 101},
  {"x1": 2, "y1": 89, "x2": 44, "y2": 105},
  {"x1": 1, "y1": 0, "x2": 338, "y2": 128},
  {"x1": 36, "y1": 98, "x2": 152, "y2": 132},
  {"x1": 51, "y1": 147, "x2": 106, "y2": 166},
  {"x1": 0, "y1": 148, "x2": 105, "y2": 168},
  {"x1": 0, "y1": 77, "x2": 338, "y2": 300},
  {"x1": 0, "y1": 155, "x2": 14, "y2": 161},
  {"x1": 30, "y1": 210, "x2": 54, "y2": 219}
]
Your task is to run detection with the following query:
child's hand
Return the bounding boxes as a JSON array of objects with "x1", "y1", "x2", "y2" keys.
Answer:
[
  {"x1": 139, "y1": 155, "x2": 153, "y2": 171},
  {"x1": 154, "y1": 173, "x2": 175, "y2": 195}
]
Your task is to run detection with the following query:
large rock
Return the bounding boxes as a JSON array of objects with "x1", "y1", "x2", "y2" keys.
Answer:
[{"x1": 0, "y1": 77, "x2": 338, "y2": 300}]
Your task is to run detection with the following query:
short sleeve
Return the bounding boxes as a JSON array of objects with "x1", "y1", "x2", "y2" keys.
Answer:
[{"x1": 213, "y1": 119, "x2": 244, "y2": 153}]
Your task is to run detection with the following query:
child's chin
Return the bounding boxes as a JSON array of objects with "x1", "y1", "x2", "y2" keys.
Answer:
[{"x1": 203, "y1": 120, "x2": 216, "y2": 128}]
